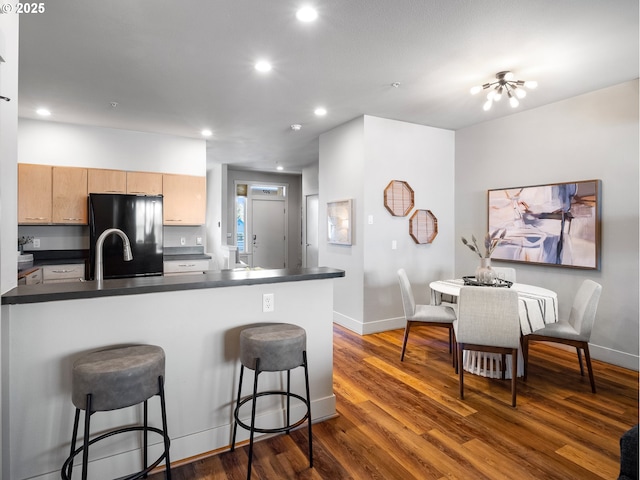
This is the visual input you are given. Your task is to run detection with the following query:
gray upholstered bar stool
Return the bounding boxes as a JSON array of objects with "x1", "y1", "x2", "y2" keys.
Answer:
[
  {"x1": 231, "y1": 323, "x2": 312, "y2": 479},
  {"x1": 61, "y1": 345, "x2": 172, "y2": 480}
]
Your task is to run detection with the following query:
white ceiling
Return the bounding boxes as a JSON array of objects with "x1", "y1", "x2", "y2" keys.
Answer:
[{"x1": 18, "y1": 0, "x2": 639, "y2": 173}]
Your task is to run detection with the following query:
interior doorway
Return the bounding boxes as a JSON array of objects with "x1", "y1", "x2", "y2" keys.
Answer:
[
  {"x1": 305, "y1": 194, "x2": 319, "y2": 267},
  {"x1": 235, "y1": 182, "x2": 288, "y2": 268}
]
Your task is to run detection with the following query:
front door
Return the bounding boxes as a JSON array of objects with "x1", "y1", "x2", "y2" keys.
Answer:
[{"x1": 251, "y1": 198, "x2": 286, "y2": 268}]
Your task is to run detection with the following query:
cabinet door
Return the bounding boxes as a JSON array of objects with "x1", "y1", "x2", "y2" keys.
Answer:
[
  {"x1": 88, "y1": 169, "x2": 126, "y2": 194},
  {"x1": 18, "y1": 164, "x2": 52, "y2": 224},
  {"x1": 127, "y1": 171, "x2": 163, "y2": 195},
  {"x1": 163, "y1": 174, "x2": 206, "y2": 225},
  {"x1": 52, "y1": 166, "x2": 88, "y2": 224}
]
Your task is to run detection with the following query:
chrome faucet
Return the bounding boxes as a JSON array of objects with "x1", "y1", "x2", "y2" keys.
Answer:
[{"x1": 95, "y1": 228, "x2": 133, "y2": 288}]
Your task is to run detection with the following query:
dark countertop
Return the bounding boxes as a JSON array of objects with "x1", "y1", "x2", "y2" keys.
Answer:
[{"x1": 2, "y1": 267, "x2": 345, "y2": 305}]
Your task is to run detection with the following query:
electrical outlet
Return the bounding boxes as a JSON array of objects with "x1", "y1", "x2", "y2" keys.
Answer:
[
  {"x1": 33, "y1": 238, "x2": 41, "y2": 248},
  {"x1": 262, "y1": 293, "x2": 274, "y2": 312},
  {"x1": 196, "y1": 237, "x2": 203, "y2": 245},
  {"x1": 180, "y1": 237, "x2": 186, "y2": 246}
]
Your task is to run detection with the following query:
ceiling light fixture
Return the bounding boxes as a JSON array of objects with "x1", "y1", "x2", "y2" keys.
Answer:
[
  {"x1": 470, "y1": 71, "x2": 537, "y2": 111},
  {"x1": 276, "y1": 165, "x2": 284, "y2": 171},
  {"x1": 201, "y1": 129, "x2": 212, "y2": 137},
  {"x1": 254, "y1": 60, "x2": 272, "y2": 73},
  {"x1": 296, "y1": 6, "x2": 318, "y2": 22},
  {"x1": 290, "y1": 124, "x2": 302, "y2": 131},
  {"x1": 36, "y1": 108, "x2": 51, "y2": 117},
  {"x1": 314, "y1": 107, "x2": 327, "y2": 116}
]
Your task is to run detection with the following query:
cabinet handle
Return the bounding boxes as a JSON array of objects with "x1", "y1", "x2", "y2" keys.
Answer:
[
  {"x1": 25, "y1": 217, "x2": 46, "y2": 220},
  {"x1": 178, "y1": 264, "x2": 197, "y2": 267},
  {"x1": 166, "y1": 219, "x2": 183, "y2": 222},
  {"x1": 51, "y1": 269, "x2": 76, "y2": 273},
  {"x1": 63, "y1": 218, "x2": 83, "y2": 221}
]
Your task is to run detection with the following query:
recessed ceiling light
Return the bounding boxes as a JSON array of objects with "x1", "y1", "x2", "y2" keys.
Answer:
[
  {"x1": 314, "y1": 107, "x2": 327, "y2": 116},
  {"x1": 296, "y1": 6, "x2": 318, "y2": 22},
  {"x1": 254, "y1": 60, "x2": 272, "y2": 73},
  {"x1": 290, "y1": 124, "x2": 302, "y2": 131},
  {"x1": 201, "y1": 129, "x2": 212, "y2": 137},
  {"x1": 36, "y1": 108, "x2": 51, "y2": 117},
  {"x1": 276, "y1": 165, "x2": 284, "y2": 171}
]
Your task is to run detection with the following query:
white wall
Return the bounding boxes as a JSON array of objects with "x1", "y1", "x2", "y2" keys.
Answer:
[
  {"x1": 319, "y1": 115, "x2": 456, "y2": 334},
  {"x1": 455, "y1": 80, "x2": 639, "y2": 370},
  {"x1": 0, "y1": 14, "x2": 19, "y2": 294},
  {"x1": 0, "y1": 12, "x2": 20, "y2": 476},
  {"x1": 18, "y1": 118, "x2": 205, "y2": 175}
]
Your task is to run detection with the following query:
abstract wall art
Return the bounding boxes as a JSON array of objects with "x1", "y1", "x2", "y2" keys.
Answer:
[{"x1": 488, "y1": 180, "x2": 601, "y2": 269}]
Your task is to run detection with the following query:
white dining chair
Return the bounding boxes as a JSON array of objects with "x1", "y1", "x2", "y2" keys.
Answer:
[
  {"x1": 455, "y1": 286, "x2": 520, "y2": 407},
  {"x1": 523, "y1": 279, "x2": 602, "y2": 393},
  {"x1": 397, "y1": 269, "x2": 457, "y2": 363},
  {"x1": 492, "y1": 267, "x2": 516, "y2": 283}
]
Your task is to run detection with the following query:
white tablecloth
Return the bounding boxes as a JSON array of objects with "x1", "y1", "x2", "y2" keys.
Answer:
[{"x1": 429, "y1": 279, "x2": 558, "y2": 378}]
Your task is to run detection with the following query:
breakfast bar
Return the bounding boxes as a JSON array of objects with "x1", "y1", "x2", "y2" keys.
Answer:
[{"x1": 1, "y1": 267, "x2": 344, "y2": 480}]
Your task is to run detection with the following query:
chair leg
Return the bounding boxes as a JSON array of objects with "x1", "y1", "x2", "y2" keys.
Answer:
[
  {"x1": 303, "y1": 351, "x2": 313, "y2": 468},
  {"x1": 501, "y1": 353, "x2": 507, "y2": 380},
  {"x1": 247, "y1": 360, "x2": 261, "y2": 480},
  {"x1": 158, "y1": 375, "x2": 172, "y2": 479},
  {"x1": 143, "y1": 399, "x2": 149, "y2": 472},
  {"x1": 511, "y1": 348, "x2": 518, "y2": 407},
  {"x1": 400, "y1": 321, "x2": 412, "y2": 361},
  {"x1": 458, "y1": 344, "x2": 464, "y2": 400},
  {"x1": 522, "y1": 337, "x2": 529, "y2": 381},
  {"x1": 231, "y1": 365, "x2": 245, "y2": 451},
  {"x1": 82, "y1": 394, "x2": 92, "y2": 480},
  {"x1": 576, "y1": 347, "x2": 585, "y2": 376},
  {"x1": 448, "y1": 329, "x2": 452, "y2": 354},
  {"x1": 582, "y1": 343, "x2": 597, "y2": 393}
]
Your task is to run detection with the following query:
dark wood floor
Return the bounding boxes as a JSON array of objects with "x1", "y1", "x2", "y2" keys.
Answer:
[{"x1": 151, "y1": 324, "x2": 638, "y2": 479}]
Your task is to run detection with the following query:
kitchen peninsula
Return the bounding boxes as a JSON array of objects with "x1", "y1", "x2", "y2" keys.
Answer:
[{"x1": 1, "y1": 267, "x2": 344, "y2": 480}]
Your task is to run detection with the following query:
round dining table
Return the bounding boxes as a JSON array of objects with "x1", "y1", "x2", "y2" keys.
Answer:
[{"x1": 429, "y1": 279, "x2": 558, "y2": 379}]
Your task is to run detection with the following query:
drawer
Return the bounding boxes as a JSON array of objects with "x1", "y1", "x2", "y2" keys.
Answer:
[
  {"x1": 42, "y1": 263, "x2": 85, "y2": 283},
  {"x1": 25, "y1": 268, "x2": 43, "y2": 285},
  {"x1": 163, "y1": 259, "x2": 210, "y2": 275}
]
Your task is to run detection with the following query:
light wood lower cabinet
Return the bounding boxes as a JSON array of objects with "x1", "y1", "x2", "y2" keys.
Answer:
[
  {"x1": 42, "y1": 264, "x2": 85, "y2": 283},
  {"x1": 52, "y1": 166, "x2": 88, "y2": 224},
  {"x1": 18, "y1": 164, "x2": 52, "y2": 224},
  {"x1": 163, "y1": 174, "x2": 206, "y2": 225}
]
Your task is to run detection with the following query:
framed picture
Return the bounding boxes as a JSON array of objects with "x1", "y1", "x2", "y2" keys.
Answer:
[
  {"x1": 488, "y1": 180, "x2": 601, "y2": 269},
  {"x1": 327, "y1": 199, "x2": 352, "y2": 245}
]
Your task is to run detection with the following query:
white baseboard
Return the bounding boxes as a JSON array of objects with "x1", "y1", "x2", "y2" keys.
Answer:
[
  {"x1": 590, "y1": 343, "x2": 639, "y2": 371},
  {"x1": 333, "y1": 312, "x2": 405, "y2": 335}
]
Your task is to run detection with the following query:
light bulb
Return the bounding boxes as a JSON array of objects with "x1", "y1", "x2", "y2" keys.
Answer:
[
  {"x1": 314, "y1": 107, "x2": 327, "y2": 116},
  {"x1": 524, "y1": 80, "x2": 538, "y2": 89},
  {"x1": 494, "y1": 87, "x2": 503, "y2": 102},
  {"x1": 483, "y1": 99, "x2": 492, "y2": 111},
  {"x1": 470, "y1": 85, "x2": 483, "y2": 95},
  {"x1": 487, "y1": 90, "x2": 496, "y2": 101},
  {"x1": 515, "y1": 88, "x2": 526, "y2": 99},
  {"x1": 296, "y1": 6, "x2": 318, "y2": 22},
  {"x1": 504, "y1": 71, "x2": 514, "y2": 81},
  {"x1": 509, "y1": 93, "x2": 519, "y2": 108},
  {"x1": 255, "y1": 61, "x2": 272, "y2": 73}
]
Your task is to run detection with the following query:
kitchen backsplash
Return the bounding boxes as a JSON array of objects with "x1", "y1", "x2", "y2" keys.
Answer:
[{"x1": 18, "y1": 225, "x2": 207, "y2": 251}]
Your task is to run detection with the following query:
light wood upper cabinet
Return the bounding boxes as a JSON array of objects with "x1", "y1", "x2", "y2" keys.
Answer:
[
  {"x1": 18, "y1": 164, "x2": 52, "y2": 224},
  {"x1": 163, "y1": 174, "x2": 206, "y2": 225},
  {"x1": 127, "y1": 171, "x2": 163, "y2": 195},
  {"x1": 52, "y1": 166, "x2": 88, "y2": 224},
  {"x1": 88, "y1": 169, "x2": 126, "y2": 194}
]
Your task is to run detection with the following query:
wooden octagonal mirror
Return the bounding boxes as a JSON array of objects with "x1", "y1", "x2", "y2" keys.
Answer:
[
  {"x1": 409, "y1": 209, "x2": 438, "y2": 244},
  {"x1": 384, "y1": 180, "x2": 414, "y2": 217}
]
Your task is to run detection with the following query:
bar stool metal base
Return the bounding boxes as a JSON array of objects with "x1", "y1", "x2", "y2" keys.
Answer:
[
  {"x1": 231, "y1": 353, "x2": 313, "y2": 480},
  {"x1": 61, "y1": 376, "x2": 172, "y2": 480}
]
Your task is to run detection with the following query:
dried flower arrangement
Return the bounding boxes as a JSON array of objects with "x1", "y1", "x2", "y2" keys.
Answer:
[{"x1": 461, "y1": 229, "x2": 506, "y2": 258}]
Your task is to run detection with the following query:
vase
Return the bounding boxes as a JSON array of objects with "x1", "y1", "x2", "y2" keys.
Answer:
[{"x1": 475, "y1": 258, "x2": 496, "y2": 285}]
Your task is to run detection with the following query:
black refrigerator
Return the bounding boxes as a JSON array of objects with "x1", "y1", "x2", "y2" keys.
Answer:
[{"x1": 89, "y1": 193, "x2": 164, "y2": 280}]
